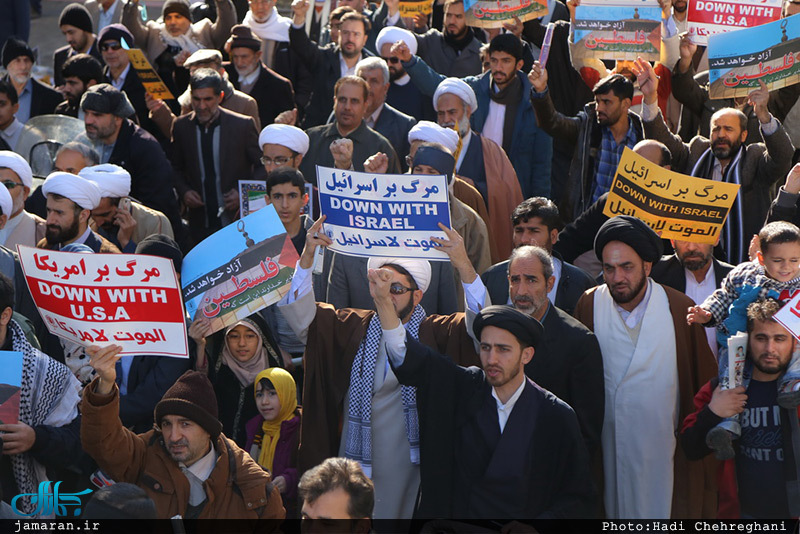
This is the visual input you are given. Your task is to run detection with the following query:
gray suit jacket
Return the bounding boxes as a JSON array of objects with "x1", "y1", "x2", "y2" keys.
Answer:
[{"x1": 84, "y1": 0, "x2": 123, "y2": 32}]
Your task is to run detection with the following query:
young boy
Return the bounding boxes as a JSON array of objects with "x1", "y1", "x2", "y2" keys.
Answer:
[
  {"x1": 266, "y1": 167, "x2": 309, "y2": 254},
  {"x1": 688, "y1": 221, "x2": 800, "y2": 458}
]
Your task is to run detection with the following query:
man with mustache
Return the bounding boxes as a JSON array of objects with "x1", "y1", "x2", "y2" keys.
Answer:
[
  {"x1": 1, "y1": 37, "x2": 63, "y2": 124},
  {"x1": 636, "y1": 57, "x2": 795, "y2": 264},
  {"x1": 412, "y1": 0, "x2": 482, "y2": 78},
  {"x1": 573, "y1": 215, "x2": 717, "y2": 519}
]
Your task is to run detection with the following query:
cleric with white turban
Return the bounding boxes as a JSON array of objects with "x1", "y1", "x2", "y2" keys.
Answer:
[
  {"x1": 0, "y1": 151, "x2": 33, "y2": 188},
  {"x1": 376, "y1": 26, "x2": 417, "y2": 56},
  {"x1": 258, "y1": 124, "x2": 310, "y2": 156},
  {"x1": 0, "y1": 179, "x2": 12, "y2": 220},
  {"x1": 408, "y1": 121, "x2": 460, "y2": 154},
  {"x1": 79, "y1": 164, "x2": 132, "y2": 199},
  {"x1": 367, "y1": 257, "x2": 431, "y2": 294},
  {"x1": 41, "y1": 172, "x2": 102, "y2": 210},
  {"x1": 433, "y1": 78, "x2": 478, "y2": 114}
]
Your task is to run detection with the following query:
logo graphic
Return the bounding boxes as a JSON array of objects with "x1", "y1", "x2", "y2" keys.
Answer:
[{"x1": 11, "y1": 481, "x2": 93, "y2": 517}]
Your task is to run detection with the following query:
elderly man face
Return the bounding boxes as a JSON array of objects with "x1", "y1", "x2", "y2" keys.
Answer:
[
  {"x1": 602, "y1": 241, "x2": 651, "y2": 307},
  {"x1": 436, "y1": 93, "x2": 471, "y2": 138},
  {"x1": 164, "y1": 13, "x2": 191, "y2": 37},
  {"x1": 508, "y1": 253, "x2": 553, "y2": 317},
  {"x1": 6, "y1": 56, "x2": 33, "y2": 86},
  {"x1": 191, "y1": 87, "x2": 223, "y2": 125},
  {"x1": 248, "y1": 0, "x2": 276, "y2": 21},
  {"x1": 710, "y1": 111, "x2": 747, "y2": 161},
  {"x1": 359, "y1": 67, "x2": 389, "y2": 115},
  {"x1": 100, "y1": 39, "x2": 130, "y2": 71},
  {"x1": 84, "y1": 110, "x2": 120, "y2": 142},
  {"x1": 379, "y1": 43, "x2": 405, "y2": 81},
  {"x1": 232, "y1": 47, "x2": 261, "y2": 78},
  {"x1": 0, "y1": 168, "x2": 28, "y2": 217},
  {"x1": 54, "y1": 149, "x2": 90, "y2": 174}
]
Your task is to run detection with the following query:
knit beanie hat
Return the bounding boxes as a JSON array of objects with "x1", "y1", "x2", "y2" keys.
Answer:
[
  {"x1": 162, "y1": 0, "x2": 191, "y2": 21},
  {"x1": 59, "y1": 3, "x2": 94, "y2": 34},
  {"x1": 154, "y1": 371, "x2": 222, "y2": 438},
  {"x1": 230, "y1": 25, "x2": 261, "y2": 52},
  {"x1": 2, "y1": 37, "x2": 34, "y2": 69},
  {"x1": 135, "y1": 234, "x2": 183, "y2": 274},
  {"x1": 97, "y1": 24, "x2": 134, "y2": 48}
]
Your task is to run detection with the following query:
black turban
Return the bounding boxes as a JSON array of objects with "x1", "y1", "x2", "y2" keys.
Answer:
[
  {"x1": 594, "y1": 215, "x2": 663, "y2": 263},
  {"x1": 473, "y1": 305, "x2": 543, "y2": 350}
]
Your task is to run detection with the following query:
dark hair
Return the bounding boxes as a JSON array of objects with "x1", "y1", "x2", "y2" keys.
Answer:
[
  {"x1": 511, "y1": 197, "x2": 561, "y2": 231},
  {"x1": 593, "y1": 73, "x2": 634, "y2": 101},
  {"x1": 81, "y1": 483, "x2": 157, "y2": 519},
  {"x1": 334, "y1": 75, "x2": 369, "y2": 101},
  {"x1": 266, "y1": 167, "x2": 305, "y2": 195},
  {"x1": 339, "y1": 11, "x2": 371, "y2": 33},
  {"x1": 383, "y1": 263, "x2": 418, "y2": 290},
  {"x1": 0, "y1": 272, "x2": 14, "y2": 314},
  {"x1": 256, "y1": 377, "x2": 275, "y2": 392},
  {"x1": 190, "y1": 67, "x2": 224, "y2": 95},
  {"x1": 0, "y1": 79, "x2": 18, "y2": 106},
  {"x1": 444, "y1": 0, "x2": 464, "y2": 10},
  {"x1": 488, "y1": 33, "x2": 523, "y2": 62},
  {"x1": 298, "y1": 457, "x2": 374, "y2": 519},
  {"x1": 759, "y1": 221, "x2": 800, "y2": 255},
  {"x1": 48, "y1": 192, "x2": 84, "y2": 214},
  {"x1": 62, "y1": 53, "x2": 104, "y2": 86},
  {"x1": 711, "y1": 107, "x2": 748, "y2": 133},
  {"x1": 746, "y1": 298, "x2": 782, "y2": 333},
  {"x1": 330, "y1": 5, "x2": 356, "y2": 21}
]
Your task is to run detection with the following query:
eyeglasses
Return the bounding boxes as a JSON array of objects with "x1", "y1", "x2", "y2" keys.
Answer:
[
  {"x1": 389, "y1": 282, "x2": 417, "y2": 295},
  {"x1": 380, "y1": 56, "x2": 400, "y2": 64},
  {"x1": 260, "y1": 155, "x2": 292, "y2": 166},
  {"x1": 1, "y1": 180, "x2": 22, "y2": 190},
  {"x1": 100, "y1": 42, "x2": 122, "y2": 51}
]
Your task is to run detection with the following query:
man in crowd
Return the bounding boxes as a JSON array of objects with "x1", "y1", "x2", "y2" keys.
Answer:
[
  {"x1": 85, "y1": 0, "x2": 125, "y2": 32},
  {"x1": 172, "y1": 69, "x2": 261, "y2": 244},
  {"x1": 481, "y1": 197, "x2": 595, "y2": 316},
  {"x1": 289, "y1": 3, "x2": 372, "y2": 127},
  {"x1": 38, "y1": 171, "x2": 119, "y2": 253},
  {"x1": 299, "y1": 76, "x2": 400, "y2": 181},
  {"x1": 0, "y1": 272, "x2": 83, "y2": 518},
  {"x1": 375, "y1": 26, "x2": 434, "y2": 122},
  {"x1": 80, "y1": 164, "x2": 174, "y2": 253},
  {"x1": 55, "y1": 54, "x2": 104, "y2": 118},
  {"x1": 53, "y1": 3, "x2": 102, "y2": 88},
  {"x1": 636, "y1": 58, "x2": 795, "y2": 264},
  {"x1": 0, "y1": 80, "x2": 22, "y2": 151},
  {"x1": 0, "y1": 186, "x2": 39, "y2": 328},
  {"x1": 80, "y1": 83, "x2": 181, "y2": 237},
  {"x1": 399, "y1": 33, "x2": 552, "y2": 200},
  {"x1": 2, "y1": 37, "x2": 63, "y2": 124},
  {"x1": 651, "y1": 239, "x2": 734, "y2": 359},
  {"x1": 681, "y1": 298, "x2": 800, "y2": 519},
  {"x1": 574, "y1": 215, "x2": 717, "y2": 519},
  {"x1": 413, "y1": 0, "x2": 482, "y2": 78},
  {"x1": 82, "y1": 352, "x2": 285, "y2": 519},
  {"x1": 0, "y1": 151, "x2": 45, "y2": 249},
  {"x1": 298, "y1": 457, "x2": 373, "y2": 527},
  {"x1": 225, "y1": 25, "x2": 296, "y2": 128}
]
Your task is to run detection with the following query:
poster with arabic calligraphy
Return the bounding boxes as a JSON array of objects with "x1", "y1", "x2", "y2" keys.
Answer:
[
  {"x1": 317, "y1": 166, "x2": 452, "y2": 260},
  {"x1": 125, "y1": 48, "x2": 175, "y2": 100},
  {"x1": 465, "y1": 0, "x2": 547, "y2": 29},
  {"x1": 0, "y1": 352, "x2": 22, "y2": 426},
  {"x1": 602, "y1": 148, "x2": 740, "y2": 244},
  {"x1": 399, "y1": 0, "x2": 432, "y2": 18},
  {"x1": 708, "y1": 14, "x2": 800, "y2": 99},
  {"x1": 181, "y1": 205, "x2": 299, "y2": 333},
  {"x1": 687, "y1": 0, "x2": 782, "y2": 46},
  {"x1": 572, "y1": 0, "x2": 661, "y2": 62},
  {"x1": 17, "y1": 247, "x2": 188, "y2": 357}
]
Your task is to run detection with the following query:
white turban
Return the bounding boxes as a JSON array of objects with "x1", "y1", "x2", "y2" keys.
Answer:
[
  {"x1": 79, "y1": 164, "x2": 131, "y2": 199},
  {"x1": 367, "y1": 257, "x2": 432, "y2": 294},
  {"x1": 0, "y1": 150, "x2": 32, "y2": 188},
  {"x1": 41, "y1": 172, "x2": 102, "y2": 210},
  {"x1": 433, "y1": 78, "x2": 478, "y2": 114},
  {"x1": 0, "y1": 179, "x2": 12, "y2": 219},
  {"x1": 258, "y1": 124, "x2": 310, "y2": 156},
  {"x1": 408, "y1": 121, "x2": 460, "y2": 154},
  {"x1": 375, "y1": 26, "x2": 417, "y2": 55}
]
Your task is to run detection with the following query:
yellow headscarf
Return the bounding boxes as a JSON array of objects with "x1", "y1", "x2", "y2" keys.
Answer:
[{"x1": 254, "y1": 367, "x2": 297, "y2": 471}]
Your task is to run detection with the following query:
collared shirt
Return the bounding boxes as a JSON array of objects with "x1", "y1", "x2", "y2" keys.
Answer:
[
  {"x1": 183, "y1": 445, "x2": 217, "y2": 482},
  {"x1": 100, "y1": 141, "x2": 116, "y2": 164},
  {"x1": 366, "y1": 104, "x2": 384, "y2": 129},
  {"x1": 0, "y1": 118, "x2": 24, "y2": 150},
  {"x1": 615, "y1": 278, "x2": 653, "y2": 329},
  {"x1": 238, "y1": 67, "x2": 260, "y2": 92},
  {"x1": 593, "y1": 120, "x2": 638, "y2": 201},
  {"x1": 110, "y1": 63, "x2": 131, "y2": 91},
  {"x1": 98, "y1": 0, "x2": 120, "y2": 31},
  {"x1": 685, "y1": 262, "x2": 719, "y2": 358},
  {"x1": 547, "y1": 256, "x2": 562, "y2": 305},
  {"x1": 339, "y1": 52, "x2": 356, "y2": 78},
  {"x1": 16, "y1": 79, "x2": 33, "y2": 124},
  {"x1": 492, "y1": 378, "x2": 526, "y2": 433}
]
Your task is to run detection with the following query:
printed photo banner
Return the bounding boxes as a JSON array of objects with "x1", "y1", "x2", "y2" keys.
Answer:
[
  {"x1": 17, "y1": 247, "x2": 188, "y2": 357},
  {"x1": 774, "y1": 293, "x2": 800, "y2": 343},
  {"x1": 124, "y1": 48, "x2": 175, "y2": 100},
  {"x1": 687, "y1": 0, "x2": 782, "y2": 46},
  {"x1": 465, "y1": 0, "x2": 548, "y2": 28},
  {"x1": 602, "y1": 147, "x2": 740, "y2": 243},
  {"x1": 399, "y1": 0, "x2": 433, "y2": 17},
  {"x1": 0, "y1": 351, "x2": 22, "y2": 426},
  {"x1": 708, "y1": 14, "x2": 800, "y2": 99},
  {"x1": 181, "y1": 205, "x2": 299, "y2": 333},
  {"x1": 317, "y1": 166, "x2": 452, "y2": 260},
  {"x1": 239, "y1": 180, "x2": 314, "y2": 218},
  {"x1": 572, "y1": 0, "x2": 662, "y2": 62}
]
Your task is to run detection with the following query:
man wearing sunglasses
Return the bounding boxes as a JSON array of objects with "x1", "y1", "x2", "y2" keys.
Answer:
[
  {"x1": 375, "y1": 26, "x2": 435, "y2": 123},
  {"x1": 0, "y1": 151, "x2": 44, "y2": 250}
]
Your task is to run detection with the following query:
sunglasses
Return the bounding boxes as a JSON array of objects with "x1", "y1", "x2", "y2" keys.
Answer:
[
  {"x1": 100, "y1": 42, "x2": 122, "y2": 52},
  {"x1": 389, "y1": 282, "x2": 417, "y2": 295},
  {"x1": 380, "y1": 56, "x2": 400, "y2": 64}
]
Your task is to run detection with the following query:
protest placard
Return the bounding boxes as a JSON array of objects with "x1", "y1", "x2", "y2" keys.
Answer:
[
  {"x1": 18, "y1": 247, "x2": 188, "y2": 357},
  {"x1": 239, "y1": 180, "x2": 314, "y2": 218},
  {"x1": 317, "y1": 166, "x2": 451, "y2": 259},
  {"x1": 0, "y1": 352, "x2": 22, "y2": 425},
  {"x1": 465, "y1": 0, "x2": 548, "y2": 28},
  {"x1": 773, "y1": 293, "x2": 800, "y2": 342},
  {"x1": 125, "y1": 48, "x2": 175, "y2": 100},
  {"x1": 708, "y1": 15, "x2": 800, "y2": 99},
  {"x1": 687, "y1": 0, "x2": 782, "y2": 46},
  {"x1": 182, "y1": 205, "x2": 298, "y2": 333},
  {"x1": 572, "y1": 0, "x2": 661, "y2": 62},
  {"x1": 399, "y1": 0, "x2": 432, "y2": 17},
  {"x1": 602, "y1": 147, "x2": 740, "y2": 243}
]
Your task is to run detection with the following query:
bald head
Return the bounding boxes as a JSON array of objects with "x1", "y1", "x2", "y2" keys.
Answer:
[{"x1": 632, "y1": 139, "x2": 671, "y2": 169}]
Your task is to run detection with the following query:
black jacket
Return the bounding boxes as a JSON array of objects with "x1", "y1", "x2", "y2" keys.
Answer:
[
  {"x1": 225, "y1": 62, "x2": 295, "y2": 128},
  {"x1": 118, "y1": 355, "x2": 192, "y2": 433},
  {"x1": 480, "y1": 252, "x2": 595, "y2": 316},
  {"x1": 650, "y1": 254, "x2": 734, "y2": 296},
  {"x1": 372, "y1": 103, "x2": 415, "y2": 170},
  {"x1": 17, "y1": 76, "x2": 64, "y2": 118},
  {"x1": 53, "y1": 40, "x2": 103, "y2": 87},
  {"x1": 104, "y1": 65, "x2": 177, "y2": 145}
]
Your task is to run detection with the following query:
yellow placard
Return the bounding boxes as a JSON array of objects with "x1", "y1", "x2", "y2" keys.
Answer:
[
  {"x1": 399, "y1": 0, "x2": 432, "y2": 17},
  {"x1": 125, "y1": 48, "x2": 175, "y2": 100},
  {"x1": 602, "y1": 147, "x2": 740, "y2": 243}
]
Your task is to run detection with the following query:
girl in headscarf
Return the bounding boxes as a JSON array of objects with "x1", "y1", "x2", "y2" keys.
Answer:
[{"x1": 245, "y1": 368, "x2": 300, "y2": 517}]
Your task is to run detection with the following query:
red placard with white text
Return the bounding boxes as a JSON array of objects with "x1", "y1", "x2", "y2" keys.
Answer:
[
  {"x1": 17, "y1": 246, "x2": 189, "y2": 358},
  {"x1": 687, "y1": 0, "x2": 782, "y2": 45}
]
